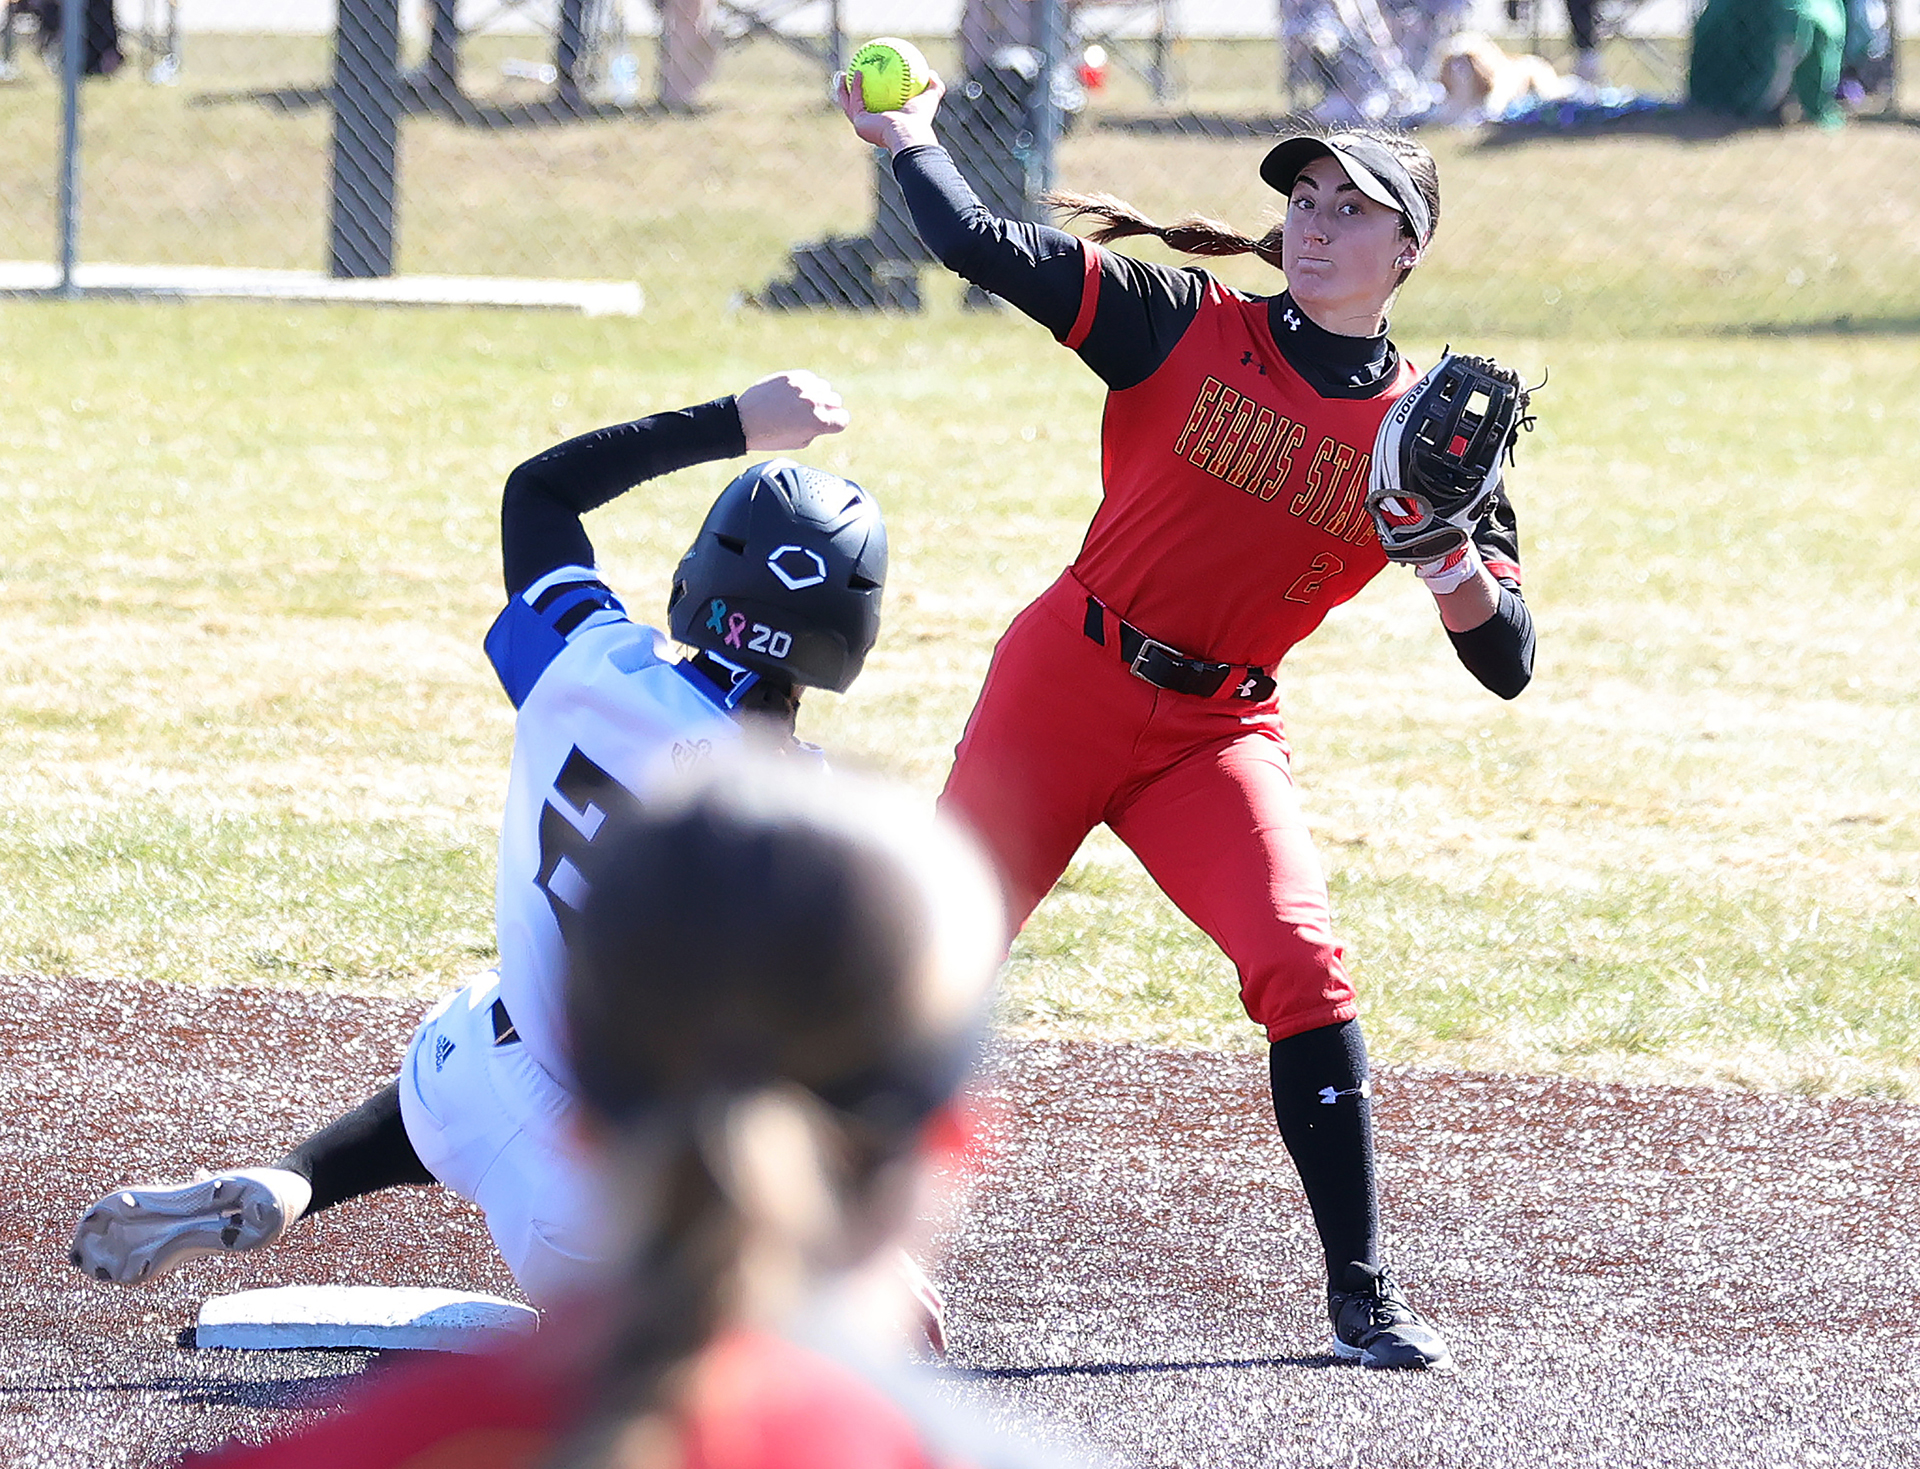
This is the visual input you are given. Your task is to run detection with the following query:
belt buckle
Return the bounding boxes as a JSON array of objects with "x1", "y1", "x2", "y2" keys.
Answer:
[{"x1": 1128, "y1": 636, "x2": 1181, "y2": 685}]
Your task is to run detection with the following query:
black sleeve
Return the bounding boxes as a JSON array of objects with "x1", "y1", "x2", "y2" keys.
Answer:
[
  {"x1": 1447, "y1": 586, "x2": 1534, "y2": 700},
  {"x1": 892, "y1": 144, "x2": 1205, "y2": 391},
  {"x1": 500, "y1": 395, "x2": 747, "y2": 596},
  {"x1": 1443, "y1": 482, "x2": 1532, "y2": 698},
  {"x1": 1471, "y1": 484, "x2": 1525, "y2": 590}
]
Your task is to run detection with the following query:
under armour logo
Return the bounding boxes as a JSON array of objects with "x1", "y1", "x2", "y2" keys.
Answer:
[
  {"x1": 1281, "y1": 306, "x2": 1303, "y2": 333},
  {"x1": 433, "y1": 1034, "x2": 455, "y2": 1071},
  {"x1": 1239, "y1": 351, "x2": 1268, "y2": 376},
  {"x1": 1318, "y1": 1082, "x2": 1372, "y2": 1105}
]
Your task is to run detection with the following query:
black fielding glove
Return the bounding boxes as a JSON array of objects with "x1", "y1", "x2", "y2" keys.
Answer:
[{"x1": 1367, "y1": 351, "x2": 1535, "y2": 567}]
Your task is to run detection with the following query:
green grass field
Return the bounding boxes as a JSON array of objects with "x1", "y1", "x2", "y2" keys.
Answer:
[
  {"x1": 1, "y1": 35, "x2": 1916, "y2": 1098},
  {"x1": 2, "y1": 298, "x2": 1914, "y2": 1099}
]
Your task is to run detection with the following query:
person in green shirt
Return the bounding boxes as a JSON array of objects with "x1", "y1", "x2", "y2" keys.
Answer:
[{"x1": 1689, "y1": 0, "x2": 1848, "y2": 128}]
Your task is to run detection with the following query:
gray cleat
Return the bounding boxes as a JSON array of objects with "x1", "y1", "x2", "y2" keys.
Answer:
[{"x1": 69, "y1": 1167, "x2": 312, "y2": 1284}]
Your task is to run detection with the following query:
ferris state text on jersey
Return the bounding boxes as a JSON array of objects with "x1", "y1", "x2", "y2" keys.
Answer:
[{"x1": 1172, "y1": 374, "x2": 1379, "y2": 549}]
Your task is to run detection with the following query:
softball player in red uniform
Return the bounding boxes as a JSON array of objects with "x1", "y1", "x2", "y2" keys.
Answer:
[{"x1": 840, "y1": 79, "x2": 1535, "y2": 1370}]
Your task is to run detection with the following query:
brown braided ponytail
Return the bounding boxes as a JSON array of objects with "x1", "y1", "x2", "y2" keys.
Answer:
[{"x1": 1043, "y1": 190, "x2": 1285, "y2": 268}]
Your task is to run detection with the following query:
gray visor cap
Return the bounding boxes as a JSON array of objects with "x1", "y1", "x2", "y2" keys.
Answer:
[{"x1": 1259, "y1": 135, "x2": 1433, "y2": 249}]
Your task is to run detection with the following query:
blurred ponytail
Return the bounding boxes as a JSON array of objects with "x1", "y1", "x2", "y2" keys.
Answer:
[
  {"x1": 549, "y1": 1086, "x2": 853, "y2": 1469},
  {"x1": 544, "y1": 764, "x2": 1003, "y2": 1469},
  {"x1": 546, "y1": 1108, "x2": 743, "y2": 1469}
]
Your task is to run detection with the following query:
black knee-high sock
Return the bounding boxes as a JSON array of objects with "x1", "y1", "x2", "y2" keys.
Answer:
[
  {"x1": 274, "y1": 1081, "x2": 434, "y2": 1217},
  {"x1": 1268, "y1": 1020, "x2": 1379, "y2": 1280}
]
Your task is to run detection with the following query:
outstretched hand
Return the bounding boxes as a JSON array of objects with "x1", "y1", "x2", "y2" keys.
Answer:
[
  {"x1": 737, "y1": 370, "x2": 851, "y2": 452},
  {"x1": 835, "y1": 68, "x2": 944, "y2": 154}
]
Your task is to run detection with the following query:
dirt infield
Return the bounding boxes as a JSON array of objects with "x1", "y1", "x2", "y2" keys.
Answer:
[{"x1": 3, "y1": 973, "x2": 1918, "y2": 1468}]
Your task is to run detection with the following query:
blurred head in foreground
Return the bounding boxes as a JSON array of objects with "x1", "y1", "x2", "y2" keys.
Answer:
[{"x1": 556, "y1": 759, "x2": 1005, "y2": 1469}]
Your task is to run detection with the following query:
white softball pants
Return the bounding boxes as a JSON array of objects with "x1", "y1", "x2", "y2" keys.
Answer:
[{"x1": 396, "y1": 972, "x2": 611, "y2": 1307}]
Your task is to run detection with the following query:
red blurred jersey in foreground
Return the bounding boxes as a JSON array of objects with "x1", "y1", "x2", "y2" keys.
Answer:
[{"x1": 185, "y1": 1325, "x2": 989, "y2": 1469}]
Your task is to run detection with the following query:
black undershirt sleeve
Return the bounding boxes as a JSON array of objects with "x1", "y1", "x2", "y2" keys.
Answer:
[
  {"x1": 1472, "y1": 485, "x2": 1524, "y2": 580},
  {"x1": 500, "y1": 395, "x2": 747, "y2": 597},
  {"x1": 1079, "y1": 252, "x2": 1211, "y2": 391},
  {"x1": 890, "y1": 144, "x2": 1083, "y2": 333},
  {"x1": 892, "y1": 144, "x2": 1203, "y2": 391},
  {"x1": 1447, "y1": 485, "x2": 1533, "y2": 697},
  {"x1": 1447, "y1": 586, "x2": 1534, "y2": 700}
]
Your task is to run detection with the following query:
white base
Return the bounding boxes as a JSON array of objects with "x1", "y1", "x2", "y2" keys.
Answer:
[
  {"x1": 196, "y1": 1285, "x2": 539, "y2": 1353},
  {"x1": 0, "y1": 261, "x2": 642, "y2": 316}
]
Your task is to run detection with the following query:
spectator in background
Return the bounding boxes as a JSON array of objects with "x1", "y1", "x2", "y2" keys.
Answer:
[
  {"x1": 1838, "y1": 0, "x2": 1894, "y2": 105},
  {"x1": 658, "y1": 0, "x2": 720, "y2": 111},
  {"x1": 182, "y1": 764, "x2": 1068, "y2": 1469},
  {"x1": 23, "y1": 0, "x2": 121, "y2": 75},
  {"x1": 1566, "y1": 0, "x2": 1604, "y2": 83},
  {"x1": 1689, "y1": 0, "x2": 1847, "y2": 126},
  {"x1": 1283, "y1": 0, "x2": 1430, "y2": 123},
  {"x1": 962, "y1": 0, "x2": 1038, "y2": 77},
  {"x1": 1380, "y1": 0, "x2": 1475, "y2": 86}
]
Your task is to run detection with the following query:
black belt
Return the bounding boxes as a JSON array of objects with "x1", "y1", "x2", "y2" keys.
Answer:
[
  {"x1": 490, "y1": 997, "x2": 520, "y2": 1047},
  {"x1": 1083, "y1": 596, "x2": 1275, "y2": 702}
]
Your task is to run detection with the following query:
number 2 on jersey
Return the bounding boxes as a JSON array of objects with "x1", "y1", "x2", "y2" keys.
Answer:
[{"x1": 1284, "y1": 552, "x2": 1344, "y2": 604}]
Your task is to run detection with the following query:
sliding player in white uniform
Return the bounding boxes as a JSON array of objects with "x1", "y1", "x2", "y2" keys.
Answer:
[{"x1": 70, "y1": 370, "x2": 896, "y2": 1312}]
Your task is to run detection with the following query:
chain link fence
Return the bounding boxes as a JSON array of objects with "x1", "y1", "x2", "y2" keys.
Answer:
[{"x1": 1, "y1": 0, "x2": 1916, "y2": 333}]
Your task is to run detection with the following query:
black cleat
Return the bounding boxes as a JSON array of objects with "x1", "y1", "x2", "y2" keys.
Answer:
[{"x1": 1328, "y1": 1260, "x2": 1453, "y2": 1371}]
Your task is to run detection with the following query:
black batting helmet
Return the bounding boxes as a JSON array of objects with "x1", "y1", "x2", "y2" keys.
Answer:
[{"x1": 667, "y1": 460, "x2": 887, "y2": 693}]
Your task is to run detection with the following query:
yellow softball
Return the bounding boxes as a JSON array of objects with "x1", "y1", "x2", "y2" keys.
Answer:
[{"x1": 848, "y1": 37, "x2": 930, "y2": 114}]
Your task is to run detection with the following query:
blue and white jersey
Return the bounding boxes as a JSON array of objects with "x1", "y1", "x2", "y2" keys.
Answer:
[{"x1": 483, "y1": 564, "x2": 748, "y2": 1088}]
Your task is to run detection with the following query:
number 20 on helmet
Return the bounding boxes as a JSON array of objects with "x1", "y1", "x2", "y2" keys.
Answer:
[{"x1": 667, "y1": 460, "x2": 888, "y2": 694}]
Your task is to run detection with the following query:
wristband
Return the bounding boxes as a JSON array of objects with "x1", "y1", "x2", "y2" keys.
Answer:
[{"x1": 1413, "y1": 541, "x2": 1483, "y2": 596}]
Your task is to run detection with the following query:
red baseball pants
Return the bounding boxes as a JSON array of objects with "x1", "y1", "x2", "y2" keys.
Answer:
[{"x1": 940, "y1": 571, "x2": 1357, "y2": 1042}]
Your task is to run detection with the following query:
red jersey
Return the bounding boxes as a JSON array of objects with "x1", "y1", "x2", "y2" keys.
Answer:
[
  {"x1": 181, "y1": 1326, "x2": 994, "y2": 1469},
  {"x1": 1065, "y1": 267, "x2": 1417, "y2": 669}
]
